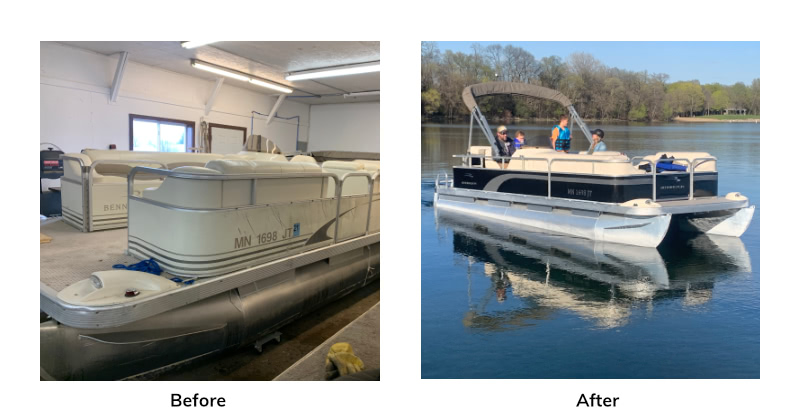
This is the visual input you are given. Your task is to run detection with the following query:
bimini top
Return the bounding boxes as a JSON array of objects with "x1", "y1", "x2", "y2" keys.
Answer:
[{"x1": 462, "y1": 82, "x2": 573, "y2": 111}]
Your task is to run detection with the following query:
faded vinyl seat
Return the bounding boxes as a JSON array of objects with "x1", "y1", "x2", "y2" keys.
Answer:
[
  {"x1": 142, "y1": 159, "x2": 325, "y2": 209},
  {"x1": 321, "y1": 161, "x2": 375, "y2": 197}
]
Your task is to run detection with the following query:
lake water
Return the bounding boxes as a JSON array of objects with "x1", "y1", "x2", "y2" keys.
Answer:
[{"x1": 421, "y1": 122, "x2": 760, "y2": 379}]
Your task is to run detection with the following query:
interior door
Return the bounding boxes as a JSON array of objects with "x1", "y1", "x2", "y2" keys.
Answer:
[{"x1": 209, "y1": 123, "x2": 247, "y2": 155}]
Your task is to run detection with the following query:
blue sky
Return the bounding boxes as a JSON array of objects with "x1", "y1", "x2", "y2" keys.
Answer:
[{"x1": 433, "y1": 41, "x2": 759, "y2": 86}]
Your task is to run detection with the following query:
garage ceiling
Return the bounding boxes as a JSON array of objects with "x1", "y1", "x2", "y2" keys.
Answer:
[{"x1": 56, "y1": 41, "x2": 380, "y2": 105}]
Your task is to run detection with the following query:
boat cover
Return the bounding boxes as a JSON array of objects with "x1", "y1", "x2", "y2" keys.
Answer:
[{"x1": 462, "y1": 82, "x2": 573, "y2": 111}]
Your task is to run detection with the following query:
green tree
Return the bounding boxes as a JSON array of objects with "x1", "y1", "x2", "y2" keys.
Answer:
[
  {"x1": 628, "y1": 103, "x2": 647, "y2": 121},
  {"x1": 710, "y1": 90, "x2": 730, "y2": 113},
  {"x1": 421, "y1": 89, "x2": 441, "y2": 116}
]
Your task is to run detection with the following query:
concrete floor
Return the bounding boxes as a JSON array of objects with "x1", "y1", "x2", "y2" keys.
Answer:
[
  {"x1": 151, "y1": 280, "x2": 379, "y2": 381},
  {"x1": 275, "y1": 302, "x2": 379, "y2": 380}
]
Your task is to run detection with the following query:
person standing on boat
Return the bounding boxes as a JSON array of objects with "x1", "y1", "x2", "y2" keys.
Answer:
[
  {"x1": 589, "y1": 129, "x2": 607, "y2": 153},
  {"x1": 494, "y1": 125, "x2": 515, "y2": 168},
  {"x1": 551, "y1": 115, "x2": 571, "y2": 153}
]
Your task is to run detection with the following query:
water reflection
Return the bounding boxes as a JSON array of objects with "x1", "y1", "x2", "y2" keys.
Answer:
[{"x1": 436, "y1": 211, "x2": 752, "y2": 331}]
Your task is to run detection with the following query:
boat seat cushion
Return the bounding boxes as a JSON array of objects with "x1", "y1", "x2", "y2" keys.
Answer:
[
  {"x1": 642, "y1": 152, "x2": 716, "y2": 172},
  {"x1": 507, "y1": 149, "x2": 645, "y2": 175},
  {"x1": 321, "y1": 161, "x2": 365, "y2": 171},
  {"x1": 290, "y1": 155, "x2": 318, "y2": 164},
  {"x1": 206, "y1": 159, "x2": 321, "y2": 174},
  {"x1": 232, "y1": 151, "x2": 288, "y2": 161},
  {"x1": 353, "y1": 159, "x2": 380, "y2": 171}
]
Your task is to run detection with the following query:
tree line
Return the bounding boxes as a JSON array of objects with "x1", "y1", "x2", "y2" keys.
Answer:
[{"x1": 421, "y1": 42, "x2": 760, "y2": 121}]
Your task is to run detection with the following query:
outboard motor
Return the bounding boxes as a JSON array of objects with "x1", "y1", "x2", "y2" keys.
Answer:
[{"x1": 40, "y1": 147, "x2": 64, "y2": 216}]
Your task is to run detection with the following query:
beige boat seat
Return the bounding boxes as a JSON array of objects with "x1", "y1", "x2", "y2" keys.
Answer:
[
  {"x1": 353, "y1": 159, "x2": 380, "y2": 172},
  {"x1": 507, "y1": 149, "x2": 645, "y2": 176},
  {"x1": 60, "y1": 149, "x2": 257, "y2": 231},
  {"x1": 289, "y1": 155, "x2": 319, "y2": 165},
  {"x1": 226, "y1": 151, "x2": 288, "y2": 162},
  {"x1": 142, "y1": 159, "x2": 324, "y2": 209},
  {"x1": 468, "y1": 146, "x2": 502, "y2": 169},
  {"x1": 321, "y1": 161, "x2": 375, "y2": 197},
  {"x1": 640, "y1": 152, "x2": 717, "y2": 172}
]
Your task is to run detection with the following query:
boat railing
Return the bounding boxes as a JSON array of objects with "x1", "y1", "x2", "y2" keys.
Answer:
[
  {"x1": 127, "y1": 166, "x2": 378, "y2": 245},
  {"x1": 453, "y1": 153, "x2": 718, "y2": 201},
  {"x1": 434, "y1": 170, "x2": 452, "y2": 192},
  {"x1": 628, "y1": 156, "x2": 718, "y2": 201},
  {"x1": 62, "y1": 156, "x2": 171, "y2": 231}
]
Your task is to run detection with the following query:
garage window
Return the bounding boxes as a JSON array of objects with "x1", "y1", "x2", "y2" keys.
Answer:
[{"x1": 129, "y1": 114, "x2": 195, "y2": 152}]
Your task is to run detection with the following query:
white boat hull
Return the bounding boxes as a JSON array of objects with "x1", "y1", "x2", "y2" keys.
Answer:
[{"x1": 435, "y1": 193, "x2": 671, "y2": 248}]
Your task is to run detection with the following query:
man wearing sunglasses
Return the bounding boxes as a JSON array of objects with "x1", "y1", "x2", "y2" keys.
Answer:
[{"x1": 494, "y1": 125, "x2": 515, "y2": 169}]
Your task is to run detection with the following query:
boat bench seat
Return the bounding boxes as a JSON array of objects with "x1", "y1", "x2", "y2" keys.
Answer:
[
  {"x1": 468, "y1": 146, "x2": 502, "y2": 169},
  {"x1": 141, "y1": 159, "x2": 326, "y2": 209},
  {"x1": 289, "y1": 155, "x2": 319, "y2": 165},
  {"x1": 320, "y1": 160, "x2": 379, "y2": 196},
  {"x1": 127, "y1": 158, "x2": 380, "y2": 277},
  {"x1": 60, "y1": 149, "x2": 290, "y2": 231},
  {"x1": 468, "y1": 146, "x2": 644, "y2": 175},
  {"x1": 641, "y1": 152, "x2": 717, "y2": 172}
]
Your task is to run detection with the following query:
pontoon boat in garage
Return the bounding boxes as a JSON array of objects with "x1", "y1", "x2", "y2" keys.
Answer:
[
  {"x1": 434, "y1": 82, "x2": 755, "y2": 247},
  {"x1": 40, "y1": 152, "x2": 379, "y2": 380}
]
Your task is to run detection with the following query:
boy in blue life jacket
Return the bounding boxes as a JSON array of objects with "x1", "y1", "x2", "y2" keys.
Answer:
[
  {"x1": 551, "y1": 115, "x2": 571, "y2": 153},
  {"x1": 513, "y1": 130, "x2": 526, "y2": 149}
]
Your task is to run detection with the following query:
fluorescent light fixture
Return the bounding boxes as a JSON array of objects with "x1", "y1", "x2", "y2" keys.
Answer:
[
  {"x1": 192, "y1": 60, "x2": 293, "y2": 93},
  {"x1": 249, "y1": 78, "x2": 293, "y2": 94},
  {"x1": 286, "y1": 62, "x2": 380, "y2": 81},
  {"x1": 192, "y1": 60, "x2": 249, "y2": 81},
  {"x1": 343, "y1": 91, "x2": 380, "y2": 98},
  {"x1": 181, "y1": 41, "x2": 217, "y2": 49}
]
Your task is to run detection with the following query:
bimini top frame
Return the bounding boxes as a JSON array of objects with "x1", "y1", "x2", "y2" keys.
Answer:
[{"x1": 462, "y1": 82, "x2": 594, "y2": 153}]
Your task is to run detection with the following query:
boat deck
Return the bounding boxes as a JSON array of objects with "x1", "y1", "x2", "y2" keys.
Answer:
[
  {"x1": 436, "y1": 185, "x2": 749, "y2": 216},
  {"x1": 40, "y1": 218, "x2": 380, "y2": 329},
  {"x1": 40, "y1": 219, "x2": 145, "y2": 292}
]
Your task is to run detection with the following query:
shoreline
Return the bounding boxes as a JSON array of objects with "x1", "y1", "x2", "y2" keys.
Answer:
[{"x1": 673, "y1": 116, "x2": 760, "y2": 123}]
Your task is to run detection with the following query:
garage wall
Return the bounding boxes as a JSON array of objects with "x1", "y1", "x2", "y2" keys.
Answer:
[
  {"x1": 308, "y1": 102, "x2": 380, "y2": 153},
  {"x1": 40, "y1": 42, "x2": 310, "y2": 156}
]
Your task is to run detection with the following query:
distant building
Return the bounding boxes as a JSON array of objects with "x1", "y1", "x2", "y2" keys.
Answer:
[{"x1": 724, "y1": 108, "x2": 747, "y2": 115}]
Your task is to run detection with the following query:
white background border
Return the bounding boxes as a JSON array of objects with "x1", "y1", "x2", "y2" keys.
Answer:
[{"x1": 6, "y1": 0, "x2": 794, "y2": 417}]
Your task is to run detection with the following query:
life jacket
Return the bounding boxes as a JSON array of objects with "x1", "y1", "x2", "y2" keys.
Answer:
[{"x1": 552, "y1": 125, "x2": 571, "y2": 151}]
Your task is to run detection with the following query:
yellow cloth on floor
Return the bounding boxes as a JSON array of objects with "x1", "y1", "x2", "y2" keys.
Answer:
[
  {"x1": 325, "y1": 342, "x2": 364, "y2": 380},
  {"x1": 40, "y1": 233, "x2": 52, "y2": 244}
]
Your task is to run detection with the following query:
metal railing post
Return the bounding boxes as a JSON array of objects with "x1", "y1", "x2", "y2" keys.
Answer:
[
  {"x1": 365, "y1": 172, "x2": 379, "y2": 235},
  {"x1": 333, "y1": 178, "x2": 343, "y2": 243}
]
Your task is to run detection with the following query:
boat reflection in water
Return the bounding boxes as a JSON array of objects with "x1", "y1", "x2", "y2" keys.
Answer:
[{"x1": 435, "y1": 210, "x2": 752, "y2": 330}]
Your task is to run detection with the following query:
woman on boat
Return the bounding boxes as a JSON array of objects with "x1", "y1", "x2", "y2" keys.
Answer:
[{"x1": 551, "y1": 115, "x2": 571, "y2": 153}]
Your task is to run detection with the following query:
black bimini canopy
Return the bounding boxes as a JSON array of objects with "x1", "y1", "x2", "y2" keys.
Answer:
[{"x1": 461, "y1": 82, "x2": 573, "y2": 111}]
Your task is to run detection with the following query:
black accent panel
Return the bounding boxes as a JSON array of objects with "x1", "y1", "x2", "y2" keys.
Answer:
[{"x1": 453, "y1": 167, "x2": 717, "y2": 203}]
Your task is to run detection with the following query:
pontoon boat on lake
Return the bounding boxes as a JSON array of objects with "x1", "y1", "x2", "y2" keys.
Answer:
[{"x1": 434, "y1": 82, "x2": 754, "y2": 247}]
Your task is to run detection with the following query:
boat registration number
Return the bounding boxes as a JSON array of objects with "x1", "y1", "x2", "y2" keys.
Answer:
[
  {"x1": 233, "y1": 223, "x2": 301, "y2": 250},
  {"x1": 567, "y1": 188, "x2": 593, "y2": 198}
]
